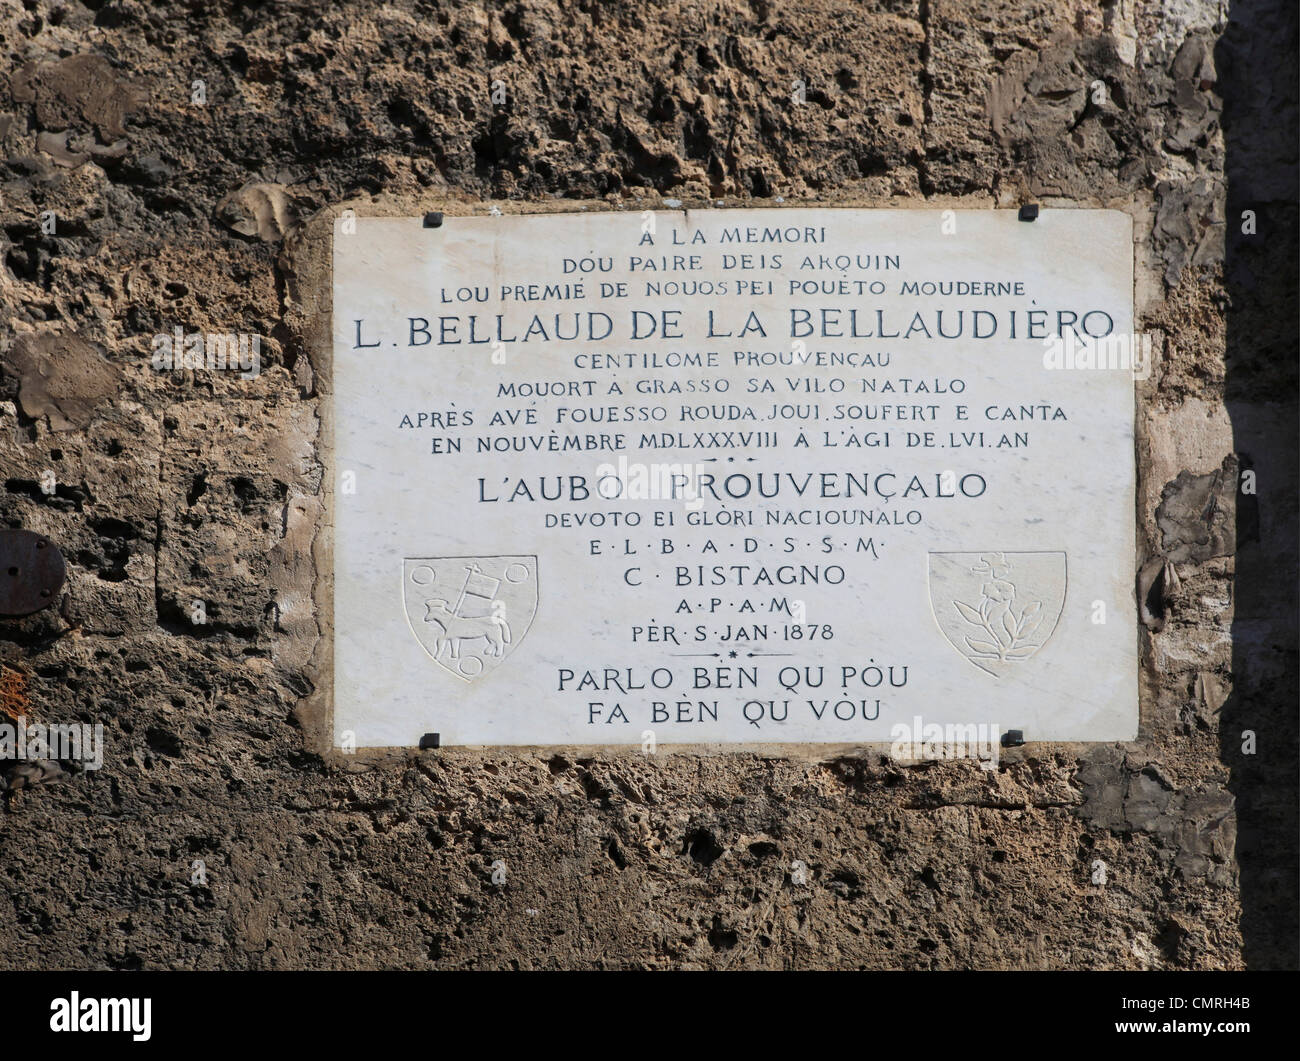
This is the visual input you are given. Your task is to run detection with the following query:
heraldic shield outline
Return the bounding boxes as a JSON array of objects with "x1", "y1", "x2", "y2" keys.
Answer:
[
  {"x1": 928, "y1": 551, "x2": 1067, "y2": 677},
  {"x1": 402, "y1": 556, "x2": 539, "y2": 682}
]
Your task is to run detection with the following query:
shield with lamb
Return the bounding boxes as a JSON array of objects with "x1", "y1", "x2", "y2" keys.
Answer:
[
  {"x1": 402, "y1": 556, "x2": 538, "y2": 682},
  {"x1": 928, "y1": 551, "x2": 1066, "y2": 677}
]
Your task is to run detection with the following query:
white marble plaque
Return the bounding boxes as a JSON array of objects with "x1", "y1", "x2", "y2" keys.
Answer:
[{"x1": 331, "y1": 208, "x2": 1137, "y2": 748}]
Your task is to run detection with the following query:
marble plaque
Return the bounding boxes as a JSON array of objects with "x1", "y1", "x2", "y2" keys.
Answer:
[{"x1": 331, "y1": 208, "x2": 1137, "y2": 748}]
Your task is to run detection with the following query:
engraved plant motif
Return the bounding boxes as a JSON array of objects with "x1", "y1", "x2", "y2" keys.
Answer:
[{"x1": 951, "y1": 553, "x2": 1045, "y2": 662}]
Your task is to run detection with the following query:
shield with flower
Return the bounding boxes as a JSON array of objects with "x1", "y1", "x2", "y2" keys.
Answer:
[{"x1": 928, "y1": 551, "x2": 1067, "y2": 676}]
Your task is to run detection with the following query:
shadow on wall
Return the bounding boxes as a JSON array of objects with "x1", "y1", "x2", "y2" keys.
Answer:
[{"x1": 1218, "y1": 0, "x2": 1299, "y2": 970}]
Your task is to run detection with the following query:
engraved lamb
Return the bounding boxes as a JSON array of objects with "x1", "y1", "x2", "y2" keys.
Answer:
[{"x1": 423, "y1": 599, "x2": 512, "y2": 660}]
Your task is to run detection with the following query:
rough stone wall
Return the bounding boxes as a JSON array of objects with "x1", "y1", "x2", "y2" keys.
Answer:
[{"x1": 0, "y1": 0, "x2": 1295, "y2": 969}]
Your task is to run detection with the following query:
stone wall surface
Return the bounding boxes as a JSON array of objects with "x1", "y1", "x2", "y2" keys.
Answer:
[{"x1": 0, "y1": 0, "x2": 1295, "y2": 969}]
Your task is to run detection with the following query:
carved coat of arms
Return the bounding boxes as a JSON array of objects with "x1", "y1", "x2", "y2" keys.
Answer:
[
  {"x1": 402, "y1": 556, "x2": 538, "y2": 681},
  {"x1": 928, "y1": 551, "x2": 1066, "y2": 676}
]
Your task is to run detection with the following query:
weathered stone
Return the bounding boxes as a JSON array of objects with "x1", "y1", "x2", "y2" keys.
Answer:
[
  {"x1": 1156, "y1": 454, "x2": 1239, "y2": 563},
  {"x1": 0, "y1": 0, "x2": 1292, "y2": 972},
  {"x1": 2, "y1": 333, "x2": 121, "y2": 432},
  {"x1": 215, "y1": 182, "x2": 299, "y2": 242},
  {"x1": 10, "y1": 54, "x2": 140, "y2": 140}
]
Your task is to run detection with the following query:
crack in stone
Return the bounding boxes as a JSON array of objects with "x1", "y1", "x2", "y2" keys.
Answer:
[{"x1": 916, "y1": 0, "x2": 935, "y2": 195}]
